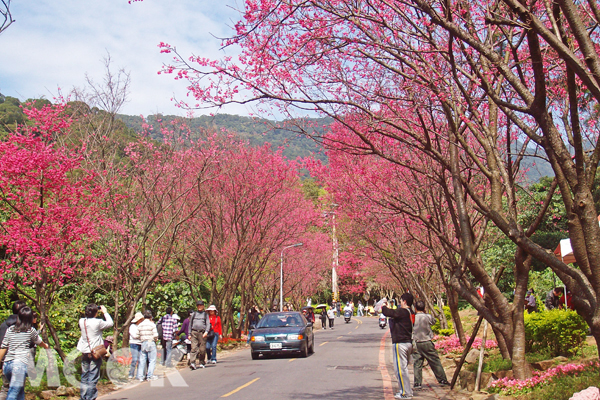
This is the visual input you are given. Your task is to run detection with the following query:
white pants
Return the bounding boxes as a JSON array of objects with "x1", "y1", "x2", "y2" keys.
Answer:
[{"x1": 392, "y1": 342, "x2": 413, "y2": 397}]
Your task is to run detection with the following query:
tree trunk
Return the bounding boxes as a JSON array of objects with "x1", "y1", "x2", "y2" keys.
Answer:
[
  {"x1": 113, "y1": 287, "x2": 121, "y2": 348},
  {"x1": 36, "y1": 289, "x2": 67, "y2": 362},
  {"x1": 492, "y1": 324, "x2": 511, "y2": 359},
  {"x1": 511, "y1": 308, "x2": 531, "y2": 379},
  {"x1": 447, "y1": 289, "x2": 466, "y2": 346},
  {"x1": 512, "y1": 248, "x2": 533, "y2": 379}
]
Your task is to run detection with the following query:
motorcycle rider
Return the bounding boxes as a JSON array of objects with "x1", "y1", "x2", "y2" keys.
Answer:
[
  {"x1": 343, "y1": 303, "x2": 353, "y2": 322},
  {"x1": 378, "y1": 312, "x2": 387, "y2": 329}
]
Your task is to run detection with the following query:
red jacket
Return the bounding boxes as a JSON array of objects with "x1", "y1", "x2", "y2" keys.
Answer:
[{"x1": 209, "y1": 315, "x2": 222, "y2": 336}]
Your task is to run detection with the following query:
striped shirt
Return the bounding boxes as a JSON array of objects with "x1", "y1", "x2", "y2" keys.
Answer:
[{"x1": 1, "y1": 326, "x2": 42, "y2": 364}]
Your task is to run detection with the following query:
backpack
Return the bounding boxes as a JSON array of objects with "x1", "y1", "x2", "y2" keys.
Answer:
[{"x1": 156, "y1": 320, "x2": 163, "y2": 341}]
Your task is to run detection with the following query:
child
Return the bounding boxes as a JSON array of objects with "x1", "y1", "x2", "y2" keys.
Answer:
[{"x1": 412, "y1": 300, "x2": 449, "y2": 390}]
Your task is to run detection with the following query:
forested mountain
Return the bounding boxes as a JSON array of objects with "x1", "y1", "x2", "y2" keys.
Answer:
[
  {"x1": 116, "y1": 112, "x2": 555, "y2": 181},
  {"x1": 0, "y1": 93, "x2": 552, "y2": 180},
  {"x1": 116, "y1": 113, "x2": 329, "y2": 163}
]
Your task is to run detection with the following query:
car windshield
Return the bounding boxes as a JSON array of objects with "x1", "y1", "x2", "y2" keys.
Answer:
[{"x1": 257, "y1": 313, "x2": 304, "y2": 328}]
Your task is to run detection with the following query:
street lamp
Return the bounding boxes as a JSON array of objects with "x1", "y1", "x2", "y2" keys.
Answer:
[{"x1": 280, "y1": 243, "x2": 303, "y2": 312}]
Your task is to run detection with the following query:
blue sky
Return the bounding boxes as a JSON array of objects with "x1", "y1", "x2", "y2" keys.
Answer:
[{"x1": 0, "y1": 0, "x2": 251, "y2": 116}]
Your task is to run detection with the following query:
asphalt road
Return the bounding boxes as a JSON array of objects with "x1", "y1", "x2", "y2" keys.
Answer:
[{"x1": 101, "y1": 316, "x2": 462, "y2": 400}]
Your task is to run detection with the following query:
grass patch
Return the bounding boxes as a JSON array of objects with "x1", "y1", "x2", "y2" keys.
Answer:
[
  {"x1": 526, "y1": 348, "x2": 554, "y2": 364},
  {"x1": 483, "y1": 354, "x2": 512, "y2": 372},
  {"x1": 464, "y1": 352, "x2": 512, "y2": 373},
  {"x1": 574, "y1": 343, "x2": 598, "y2": 360}
]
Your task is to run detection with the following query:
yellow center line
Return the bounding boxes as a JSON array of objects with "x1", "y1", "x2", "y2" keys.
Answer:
[
  {"x1": 221, "y1": 378, "x2": 260, "y2": 398},
  {"x1": 337, "y1": 336, "x2": 344, "y2": 339},
  {"x1": 348, "y1": 331, "x2": 352, "y2": 334},
  {"x1": 355, "y1": 325, "x2": 359, "y2": 329},
  {"x1": 319, "y1": 341, "x2": 329, "y2": 347},
  {"x1": 288, "y1": 358, "x2": 297, "y2": 363}
]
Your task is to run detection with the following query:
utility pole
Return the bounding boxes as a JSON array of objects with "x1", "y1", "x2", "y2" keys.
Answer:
[
  {"x1": 331, "y1": 204, "x2": 339, "y2": 302},
  {"x1": 280, "y1": 243, "x2": 303, "y2": 311}
]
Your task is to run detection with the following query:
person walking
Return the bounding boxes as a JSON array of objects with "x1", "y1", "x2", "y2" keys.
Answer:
[
  {"x1": 127, "y1": 312, "x2": 144, "y2": 380},
  {"x1": 248, "y1": 306, "x2": 260, "y2": 328},
  {"x1": 77, "y1": 304, "x2": 113, "y2": 400},
  {"x1": 357, "y1": 301, "x2": 364, "y2": 317},
  {"x1": 205, "y1": 305, "x2": 222, "y2": 364},
  {"x1": 0, "y1": 301, "x2": 26, "y2": 400},
  {"x1": 189, "y1": 300, "x2": 211, "y2": 370},
  {"x1": 382, "y1": 293, "x2": 414, "y2": 399},
  {"x1": 136, "y1": 310, "x2": 159, "y2": 381},
  {"x1": 0, "y1": 306, "x2": 49, "y2": 400},
  {"x1": 327, "y1": 307, "x2": 335, "y2": 329},
  {"x1": 175, "y1": 310, "x2": 193, "y2": 361},
  {"x1": 159, "y1": 307, "x2": 177, "y2": 368},
  {"x1": 319, "y1": 311, "x2": 327, "y2": 329},
  {"x1": 306, "y1": 308, "x2": 315, "y2": 324},
  {"x1": 412, "y1": 301, "x2": 449, "y2": 390}
]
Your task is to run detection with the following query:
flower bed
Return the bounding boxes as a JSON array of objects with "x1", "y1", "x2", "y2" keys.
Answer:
[
  {"x1": 434, "y1": 334, "x2": 498, "y2": 355},
  {"x1": 488, "y1": 361, "x2": 599, "y2": 396}
]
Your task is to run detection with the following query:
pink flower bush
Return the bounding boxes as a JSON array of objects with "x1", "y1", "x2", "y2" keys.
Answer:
[
  {"x1": 489, "y1": 361, "x2": 600, "y2": 396},
  {"x1": 434, "y1": 335, "x2": 498, "y2": 355}
]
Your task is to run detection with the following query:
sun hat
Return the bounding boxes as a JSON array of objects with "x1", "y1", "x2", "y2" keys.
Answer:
[
  {"x1": 207, "y1": 305, "x2": 217, "y2": 311},
  {"x1": 132, "y1": 312, "x2": 144, "y2": 323}
]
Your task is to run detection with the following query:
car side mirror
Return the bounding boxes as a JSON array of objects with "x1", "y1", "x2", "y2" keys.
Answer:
[
  {"x1": 306, "y1": 322, "x2": 313, "y2": 327},
  {"x1": 249, "y1": 324, "x2": 256, "y2": 330}
]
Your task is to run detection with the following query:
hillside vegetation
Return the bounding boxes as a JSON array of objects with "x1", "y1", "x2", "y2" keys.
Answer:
[{"x1": 116, "y1": 113, "x2": 329, "y2": 163}]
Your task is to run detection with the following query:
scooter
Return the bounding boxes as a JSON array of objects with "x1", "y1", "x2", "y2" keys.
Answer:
[
  {"x1": 378, "y1": 314, "x2": 387, "y2": 329},
  {"x1": 344, "y1": 309, "x2": 352, "y2": 323}
]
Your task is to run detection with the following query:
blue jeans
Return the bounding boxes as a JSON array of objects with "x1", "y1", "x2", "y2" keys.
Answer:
[
  {"x1": 128, "y1": 344, "x2": 141, "y2": 378},
  {"x1": 137, "y1": 342, "x2": 157, "y2": 380},
  {"x1": 3, "y1": 360, "x2": 27, "y2": 400},
  {"x1": 162, "y1": 340, "x2": 173, "y2": 367},
  {"x1": 80, "y1": 354, "x2": 102, "y2": 400},
  {"x1": 206, "y1": 334, "x2": 219, "y2": 362}
]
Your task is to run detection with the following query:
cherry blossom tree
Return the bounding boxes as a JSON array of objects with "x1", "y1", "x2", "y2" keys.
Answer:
[
  {"x1": 155, "y1": 0, "x2": 600, "y2": 376},
  {"x1": 95, "y1": 133, "x2": 220, "y2": 343},
  {"x1": 179, "y1": 139, "x2": 323, "y2": 336},
  {"x1": 0, "y1": 104, "x2": 105, "y2": 359}
]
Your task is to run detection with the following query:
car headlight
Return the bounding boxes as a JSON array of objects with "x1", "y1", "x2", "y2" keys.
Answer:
[
  {"x1": 287, "y1": 334, "x2": 303, "y2": 340},
  {"x1": 251, "y1": 336, "x2": 265, "y2": 342}
]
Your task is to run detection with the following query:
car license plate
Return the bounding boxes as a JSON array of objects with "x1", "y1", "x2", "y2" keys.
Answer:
[{"x1": 270, "y1": 342, "x2": 282, "y2": 349}]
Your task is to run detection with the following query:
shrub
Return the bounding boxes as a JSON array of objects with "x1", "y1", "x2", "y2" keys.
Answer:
[
  {"x1": 434, "y1": 334, "x2": 498, "y2": 354},
  {"x1": 432, "y1": 306, "x2": 455, "y2": 336},
  {"x1": 524, "y1": 309, "x2": 587, "y2": 357},
  {"x1": 437, "y1": 328, "x2": 455, "y2": 336}
]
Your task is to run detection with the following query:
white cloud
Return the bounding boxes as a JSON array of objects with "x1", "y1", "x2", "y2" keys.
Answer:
[{"x1": 0, "y1": 0, "x2": 253, "y2": 117}]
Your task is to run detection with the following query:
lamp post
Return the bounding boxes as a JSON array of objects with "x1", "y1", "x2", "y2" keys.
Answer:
[
  {"x1": 329, "y1": 204, "x2": 339, "y2": 302},
  {"x1": 280, "y1": 243, "x2": 303, "y2": 312}
]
